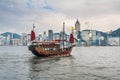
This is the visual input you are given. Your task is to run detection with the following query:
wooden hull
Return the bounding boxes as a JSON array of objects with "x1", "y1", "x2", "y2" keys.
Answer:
[{"x1": 28, "y1": 45, "x2": 73, "y2": 57}]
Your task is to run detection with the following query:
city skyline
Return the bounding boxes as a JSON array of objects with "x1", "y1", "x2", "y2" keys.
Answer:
[{"x1": 0, "y1": 0, "x2": 120, "y2": 34}]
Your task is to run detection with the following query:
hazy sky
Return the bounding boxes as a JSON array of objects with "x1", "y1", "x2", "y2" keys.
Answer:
[{"x1": 0, "y1": 0, "x2": 120, "y2": 34}]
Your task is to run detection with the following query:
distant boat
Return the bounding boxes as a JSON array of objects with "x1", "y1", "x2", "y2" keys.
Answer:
[{"x1": 28, "y1": 23, "x2": 74, "y2": 57}]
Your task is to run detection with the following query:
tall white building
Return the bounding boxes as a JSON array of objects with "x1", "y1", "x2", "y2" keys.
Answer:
[
  {"x1": 6, "y1": 34, "x2": 10, "y2": 45},
  {"x1": 21, "y1": 33, "x2": 28, "y2": 46}
]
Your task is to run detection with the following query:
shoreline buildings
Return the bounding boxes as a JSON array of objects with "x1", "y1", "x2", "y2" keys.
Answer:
[
  {"x1": 0, "y1": 20, "x2": 120, "y2": 46},
  {"x1": 73, "y1": 19, "x2": 108, "y2": 46}
]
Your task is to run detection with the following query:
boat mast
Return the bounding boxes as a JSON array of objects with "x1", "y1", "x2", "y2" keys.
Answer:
[{"x1": 63, "y1": 22, "x2": 65, "y2": 48}]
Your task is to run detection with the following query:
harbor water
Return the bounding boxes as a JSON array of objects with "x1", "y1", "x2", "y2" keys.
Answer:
[{"x1": 0, "y1": 46, "x2": 120, "y2": 80}]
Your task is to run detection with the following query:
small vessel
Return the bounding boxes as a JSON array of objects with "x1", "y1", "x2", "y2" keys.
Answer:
[{"x1": 28, "y1": 23, "x2": 74, "y2": 57}]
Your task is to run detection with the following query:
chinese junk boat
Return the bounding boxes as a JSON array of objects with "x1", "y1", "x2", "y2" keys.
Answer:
[
  {"x1": 28, "y1": 23, "x2": 74, "y2": 57},
  {"x1": 29, "y1": 41, "x2": 73, "y2": 57}
]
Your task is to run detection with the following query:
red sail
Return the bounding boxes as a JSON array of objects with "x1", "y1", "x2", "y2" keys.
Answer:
[
  {"x1": 30, "y1": 30, "x2": 36, "y2": 41},
  {"x1": 69, "y1": 33, "x2": 74, "y2": 43}
]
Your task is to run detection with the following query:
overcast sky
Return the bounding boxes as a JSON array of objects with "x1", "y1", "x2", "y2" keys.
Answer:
[{"x1": 0, "y1": 0, "x2": 120, "y2": 34}]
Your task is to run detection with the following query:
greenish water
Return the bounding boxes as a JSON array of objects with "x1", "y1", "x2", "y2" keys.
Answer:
[{"x1": 0, "y1": 46, "x2": 120, "y2": 80}]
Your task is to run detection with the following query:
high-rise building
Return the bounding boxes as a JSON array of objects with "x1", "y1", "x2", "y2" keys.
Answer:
[
  {"x1": 38, "y1": 34, "x2": 42, "y2": 41},
  {"x1": 75, "y1": 19, "x2": 81, "y2": 39},
  {"x1": 43, "y1": 31, "x2": 47, "y2": 41},
  {"x1": 53, "y1": 33, "x2": 60, "y2": 40},
  {"x1": 75, "y1": 19, "x2": 80, "y2": 32},
  {"x1": 60, "y1": 31, "x2": 67, "y2": 40},
  {"x1": 21, "y1": 33, "x2": 28, "y2": 46},
  {"x1": 81, "y1": 30, "x2": 99, "y2": 46},
  {"x1": 0, "y1": 35, "x2": 4, "y2": 45},
  {"x1": 6, "y1": 34, "x2": 10, "y2": 45},
  {"x1": 12, "y1": 38, "x2": 21, "y2": 46},
  {"x1": 48, "y1": 30, "x2": 53, "y2": 40}
]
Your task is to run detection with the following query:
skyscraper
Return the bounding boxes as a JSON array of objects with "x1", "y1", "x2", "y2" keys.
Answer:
[
  {"x1": 43, "y1": 31, "x2": 47, "y2": 41},
  {"x1": 48, "y1": 30, "x2": 53, "y2": 40},
  {"x1": 75, "y1": 19, "x2": 81, "y2": 39},
  {"x1": 75, "y1": 19, "x2": 80, "y2": 32}
]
